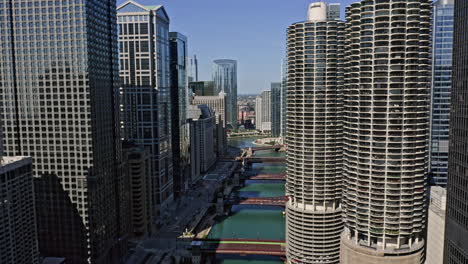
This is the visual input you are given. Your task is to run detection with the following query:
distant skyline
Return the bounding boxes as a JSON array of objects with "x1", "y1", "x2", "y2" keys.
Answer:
[{"x1": 117, "y1": 0, "x2": 356, "y2": 94}]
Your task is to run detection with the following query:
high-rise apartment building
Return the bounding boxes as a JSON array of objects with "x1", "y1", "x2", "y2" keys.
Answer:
[
  {"x1": 444, "y1": 0, "x2": 468, "y2": 263},
  {"x1": 169, "y1": 32, "x2": 190, "y2": 199},
  {"x1": 281, "y1": 58, "x2": 288, "y2": 138},
  {"x1": 255, "y1": 90, "x2": 272, "y2": 133},
  {"x1": 213, "y1": 59, "x2": 238, "y2": 129},
  {"x1": 118, "y1": 1, "x2": 174, "y2": 223},
  {"x1": 271, "y1": 82, "x2": 281, "y2": 137},
  {"x1": 0, "y1": 0, "x2": 123, "y2": 262},
  {"x1": 286, "y1": 2, "x2": 345, "y2": 263},
  {"x1": 187, "y1": 55, "x2": 199, "y2": 83},
  {"x1": 430, "y1": 0, "x2": 455, "y2": 186},
  {"x1": 341, "y1": 1, "x2": 431, "y2": 264},
  {"x1": 255, "y1": 96, "x2": 263, "y2": 130},
  {"x1": 0, "y1": 156, "x2": 39, "y2": 264}
]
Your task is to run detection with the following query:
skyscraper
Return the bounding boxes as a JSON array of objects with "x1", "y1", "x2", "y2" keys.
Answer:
[
  {"x1": 187, "y1": 55, "x2": 199, "y2": 83},
  {"x1": 256, "y1": 90, "x2": 272, "y2": 133},
  {"x1": 341, "y1": 1, "x2": 431, "y2": 263},
  {"x1": 0, "y1": 0, "x2": 123, "y2": 262},
  {"x1": 430, "y1": 0, "x2": 455, "y2": 186},
  {"x1": 444, "y1": 0, "x2": 468, "y2": 263},
  {"x1": 213, "y1": 59, "x2": 238, "y2": 129},
  {"x1": 271, "y1": 82, "x2": 282, "y2": 137},
  {"x1": 286, "y1": 2, "x2": 345, "y2": 263},
  {"x1": 118, "y1": 1, "x2": 174, "y2": 225},
  {"x1": 169, "y1": 32, "x2": 190, "y2": 199}
]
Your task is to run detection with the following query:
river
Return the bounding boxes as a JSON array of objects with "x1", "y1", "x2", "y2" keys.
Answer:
[{"x1": 210, "y1": 137, "x2": 286, "y2": 264}]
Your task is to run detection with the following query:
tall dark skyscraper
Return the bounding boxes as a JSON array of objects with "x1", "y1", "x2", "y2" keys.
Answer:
[
  {"x1": 118, "y1": 1, "x2": 174, "y2": 225},
  {"x1": 169, "y1": 32, "x2": 190, "y2": 199},
  {"x1": 430, "y1": 0, "x2": 455, "y2": 186},
  {"x1": 271, "y1": 82, "x2": 281, "y2": 137},
  {"x1": 444, "y1": 0, "x2": 468, "y2": 263},
  {"x1": 0, "y1": 0, "x2": 122, "y2": 263}
]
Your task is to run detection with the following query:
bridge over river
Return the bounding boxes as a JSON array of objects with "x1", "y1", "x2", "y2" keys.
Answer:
[
  {"x1": 227, "y1": 196, "x2": 288, "y2": 207},
  {"x1": 192, "y1": 239, "x2": 286, "y2": 257},
  {"x1": 205, "y1": 136, "x2": 287, "y2": 263},
  {"x1": 248, "y1": 173, "x2": 286, "y2": 181}
]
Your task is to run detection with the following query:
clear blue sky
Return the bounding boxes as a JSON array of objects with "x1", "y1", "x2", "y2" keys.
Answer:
[{"x1": 117, "y1": 0, "x2": 356, "y2": 94}]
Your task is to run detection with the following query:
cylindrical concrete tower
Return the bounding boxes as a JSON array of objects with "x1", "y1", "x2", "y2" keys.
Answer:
[
  {"x1": 341, "y1": 0, "x2": 432, "y2": 263},
  {"x1": 307, "y1": 2, "x2": 327, "y2": 21},
  {"x1": 286, "y1": 3, "x2": 345, "y2": 263}
]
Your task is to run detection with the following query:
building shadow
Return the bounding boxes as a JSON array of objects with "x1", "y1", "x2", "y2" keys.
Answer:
[{"x1": 34, "y1": 174, "x2": 88, "y2": 264}]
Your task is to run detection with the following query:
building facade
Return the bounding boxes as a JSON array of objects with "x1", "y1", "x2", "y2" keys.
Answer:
[
  {"x1": 187, "y1": 55, "x2": 199, "y2": 83},
  {"x1": 255, "y1": 96, "x2": 263, "y2": 130},
  {"x1": 189, "y1": 81, "x2": 216, "y2": 96},
  {"x1": 427, "y1": 187, "x2": 447, "y2": 264},
  {"x1": 188, "y1": 105, "x2": 217, "y2": 175},
  {"x1": 0, "y1": 0, "x2": 123, "y2": 262},
  {"x1": 255, "y1": 90, "x2": 272, "y2": 133},
  {"x1": 430, "y1": 0, "x2": 455, "y2": 186},
  {"x1": 341, "y1": 1, "x2": 431, "y2": 264},
  {"x1": 0, "y1": 157, "x2": 39, "y2": 264},
  {"x1": 118, "y1": 1, "x2": 174, "y2": 224},
  {"x1": 327, "y1": 3, "x2": 341, "y2": 20},
  {"x1": 192, "y1": 93, "x2": 228, "y2": 126},
  {"x1": 215, "y1": 114, "x2": 227, "y2": 157},
  {"x1": 122, "y1": 142, "x2": 152, "y2": 238},
  {"x1": 444, "y1": 0, "x2": 468, "y2": 263},
  {"x1": 213, "y1": 59, "x2": 238, "y2": 129},
  {"x1": 286, "y1": 3, "x2": 344, "y2": 263},
  {"x1": 169, "y1": 32, "x2": 190, "y2": 199},
  {"x1": 271, "y1": 82, "x2": 282, "y2": 137}
]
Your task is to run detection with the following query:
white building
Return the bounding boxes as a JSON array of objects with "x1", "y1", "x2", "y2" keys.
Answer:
[
  {"x1": 426, "y1": 187, "x2": 447, "y2": 264},
  {"x1": 255, "y1": 90, "x2": 272, "y2": 133}
]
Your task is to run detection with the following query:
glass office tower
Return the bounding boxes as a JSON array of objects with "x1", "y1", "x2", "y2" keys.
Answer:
[
  {"x1": 430, "y1": 0, "x2": 455, "y2": 186},
  {"x1": 213, "y1": 59, "x2": 238, "y2": 129},
  {"x1": 169, "y1": 32, "x2": 190, "y2": 199},
  {"x1": 271, "y1": 82, "x2": 281, "y2": 137},
  {"x1": 0, "y1": 0, "x2": 122, "y2": 262}
]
